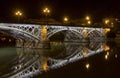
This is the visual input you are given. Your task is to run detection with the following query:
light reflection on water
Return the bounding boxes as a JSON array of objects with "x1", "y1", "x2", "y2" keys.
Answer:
[{"x1": 0, "y1": 41, "x2": 119, "y2": 78}]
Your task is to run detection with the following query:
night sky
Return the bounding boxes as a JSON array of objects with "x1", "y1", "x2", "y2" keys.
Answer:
[{"x1": 0, "y1": 0, "x2": 120, "y2": 21}]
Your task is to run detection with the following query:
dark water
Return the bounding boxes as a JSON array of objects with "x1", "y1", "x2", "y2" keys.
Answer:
[{"x1": 0, "y1": 41, "x2": 120, "y2": 78}]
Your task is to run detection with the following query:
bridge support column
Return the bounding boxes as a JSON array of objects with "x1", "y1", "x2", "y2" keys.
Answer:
[{"x1": 41, "y1": 25, "x2": 51, "y2": 49}]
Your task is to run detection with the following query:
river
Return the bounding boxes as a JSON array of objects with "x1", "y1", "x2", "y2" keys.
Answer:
[{"x1": 0, "y1": 41, "x2": 120, "y2": 78}]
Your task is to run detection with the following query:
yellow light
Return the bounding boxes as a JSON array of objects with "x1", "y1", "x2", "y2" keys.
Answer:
[
  {"x1": 64, "y1": 17, "x2": 68, "y2": 22},
  {"x1": 88, "y1": 21, "x2": 91, "y2": 24},
  {"x1": 47, "y1": 10, "x2": 50, "y2": 13},
  {"x1": 42, "y1": 26, "x2": 47, "y2": 40},
  {"x1": 104, "y1": 45, "x2": 110, "y2": 51},
  {"x1": 86, "y1": 63, "x2": 90, "y2": 69},
  {"x1": 105, "y1": 54, "x2": 108, "y2": 60},
  {"x1": 15, "y1": 10, "x2": 22, "y2": 16},
  {"x1": 105, "y1": 28, "x2": 110, "y2": 33},
  {"x1": 15, "y1": 12, "x2": 18, "y2": 15},
  {"x1": 86, "y1": 16, "x2": 90, "y2": 20},
  {"x1": 19, "y1": 13, "x2": 22, "y2": 16},
  {"x1": 105, "y1": 19, "x2": 110, "y2": 24},
  {"x1": 43, "y1": 7, "x2": 50, "y2": 14},
  {"x1": 42, "y1": 57, "x2": 48, "y2": 71},
  {"x1": 43, "y1": 62, "x2": 47, "y2": 71},
  {"x1": 43, "y1": 9, "x2": 46, "y2": 12}
]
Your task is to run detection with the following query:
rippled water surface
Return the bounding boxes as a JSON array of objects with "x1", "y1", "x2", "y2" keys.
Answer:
[{"x1": 0, "y1": 41, "x2": 120, "y2": 78}]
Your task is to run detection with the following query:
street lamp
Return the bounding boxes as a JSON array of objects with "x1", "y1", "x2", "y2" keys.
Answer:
[
  {"x1": 43, "y1": 7, "x2": 50, "y2": 16},
  {"x1": 43, "y1": 7, "x2": 50, "y2": 25},
  {"x1": 15, "y1": 10, "x2": 22, "y2": 22}
]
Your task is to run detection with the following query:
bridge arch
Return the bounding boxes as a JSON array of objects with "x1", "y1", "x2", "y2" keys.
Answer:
[
  {"x1": 88, "y1": 30, "x2": 104, "y2": 37},
  {"x1": 87, "y1": 30, "x2": 105, "y2": 39},
  {"x1": 0, "y1": 26, "x2": 40, "y2": 41},
  {"x1": 47, "y1": 28, "x2": 84, "y2": 41}
]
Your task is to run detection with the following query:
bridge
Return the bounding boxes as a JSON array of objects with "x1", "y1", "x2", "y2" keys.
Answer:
[
  {"x1": 0, "y1": 23, "x2": 110, "y2": 48},
  {"x1": 1, "y1": 42, "x2": 107, "y2": 78}
]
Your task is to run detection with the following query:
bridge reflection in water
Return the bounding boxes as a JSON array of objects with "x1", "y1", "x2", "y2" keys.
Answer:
[{"x1": 1, "y1": 42, "x2": 109, "y2": 78}]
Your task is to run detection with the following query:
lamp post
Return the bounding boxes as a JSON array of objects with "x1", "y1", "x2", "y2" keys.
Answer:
[
  {"x1": 43, "y1": 7, "x2": 50, "y2": 25},
  {"x1": 15, "y1": 10, "x2": 22, "y2": 23},
  {"x1": 41, "y1": 7, "x2": 51, "y2": 49}
]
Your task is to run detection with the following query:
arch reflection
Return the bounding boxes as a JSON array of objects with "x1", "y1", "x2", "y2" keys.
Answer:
[{"x1": 2, "y1": 42, "x2": 107, "y2": 78}]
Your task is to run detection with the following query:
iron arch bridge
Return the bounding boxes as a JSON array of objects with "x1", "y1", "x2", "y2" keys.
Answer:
[{"x1": 0, "y1": 23, "x2": 110, "y2": 48}]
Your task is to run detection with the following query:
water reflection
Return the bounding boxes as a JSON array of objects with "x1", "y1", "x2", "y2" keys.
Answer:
[{"x1": 0, "y1": 42, "x2": 111, "y2": 78}]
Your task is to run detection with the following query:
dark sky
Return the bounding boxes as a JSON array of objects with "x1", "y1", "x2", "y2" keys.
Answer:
[{"x1": 0, "y1": 0, "x2": 120, "y2": 21}]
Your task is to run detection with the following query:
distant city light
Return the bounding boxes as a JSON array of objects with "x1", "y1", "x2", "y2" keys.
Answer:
[
  {"x1": 105, "y1": 54, "x2": 108, "y2": 60},
  {"x1": 86, "y1": 63, "x2": 90, "y2": 69},
  {"x1": 86, "y1": 16, "x2": 90, "y2": 20},
  {"x1": 105, "y1": 19, "x2": 110, "y2": 24},
  {"x1": 88, "y1": 21, "x2": 91, "y2": 24}
]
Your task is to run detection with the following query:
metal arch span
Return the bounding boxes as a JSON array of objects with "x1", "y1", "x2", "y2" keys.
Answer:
[
  {"x1": 0, "y1": 25, "x2": 40, "y2": 41},
  {"x1": 47, "y1": 26, "x2": 84, "y2": 39},
  {"x1": 0, "y1": 23, "x2": 108, "y2": 48},
  {"x1": 0, "y1": 23, "x2": 106, "y2": 41},
  {"x1": 0, "y1": 23, "x2": 42, "y2": 40},
  {"x1": 48, "y1": 29, "x2": 83, "y2": 39},
  {"x1": 47, "y1": 26, "x2": 105, "y2": 39}
]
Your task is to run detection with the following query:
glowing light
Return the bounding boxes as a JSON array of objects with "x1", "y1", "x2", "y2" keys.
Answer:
[
  {"x1": 104, "y1": 45, "x2": 110, "y2": 51},
  {"x1": 86, "y1": 63, "x2": 90, "y2": 69},
  {"x1": 115, "y1": 54, "x2": 118, "y2": 58},
  {"x1": 42, "y1": 26, "x2": 47, "y2": 40},
  {"x1": 15, "y1": 10, "x2": 22, "y2": 16},
  {"x1": 107, "y1": 52, "x2": 109, "y2": 56},
  {"x1": 83, "y1": 29, "x2": 88, "y2": 38},
  {"x1": 43, "y1": 62, "x2": 47, "y2": 71},
  {"x1": 105, "y1": 28, "x2": 110, "y2": 33},
  {"x1": 105, "y1": 54, "x2": 108, "y2": 60},
  {"x1": 88, "y1": 21, "x2": 91, "y2": 24},
  {"x1": 105, "y1": 19, "x2": 110, "y2": 24},
  {"x1": 42, "y1": 57, "x2": 48, "y2": 71},
  {"x1": 86, "y1": 16, "x2": 90, "y2": 20},
  {"x1": 64, "y1": 17, "x2": 68, "y2": 22},
  {"x1": 43, "y1": 7, "x2": 50, "y2": 14}
]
